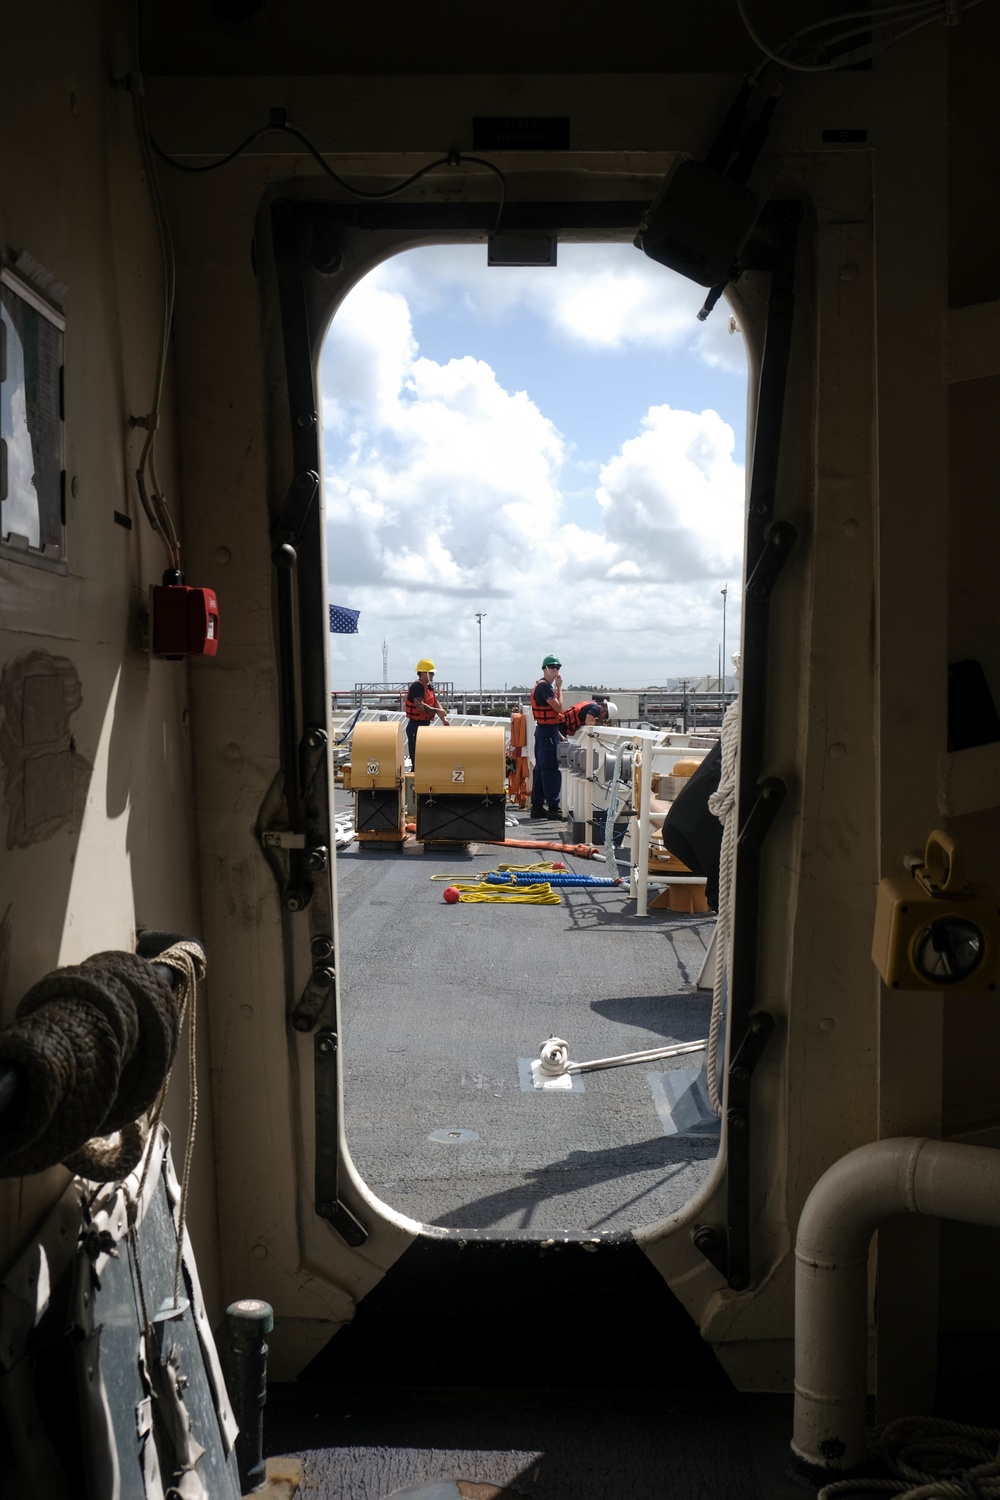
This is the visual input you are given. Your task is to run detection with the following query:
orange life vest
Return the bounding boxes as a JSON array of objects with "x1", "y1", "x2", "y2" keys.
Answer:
[
  {"x1": 531, "y1": 679, "x2": 564, "y2": 726},
  {"x1": 405, "y1": 682, "x2": 438, "y2": 723},
  {"x1": 563, "y1": 701, "x2": 600, "y2": 734}
]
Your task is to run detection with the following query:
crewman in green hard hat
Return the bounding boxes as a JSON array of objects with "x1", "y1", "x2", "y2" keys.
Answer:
[
  {"x1": 529, "y1": 654, "x2": 565, "y2": 819},
  {"x1": 405, "y1": 658, "x2": 449, "y2": 766}
]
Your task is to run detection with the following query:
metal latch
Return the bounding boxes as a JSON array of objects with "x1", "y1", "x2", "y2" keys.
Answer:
[{"x1": 261, "y1": 830, "x2": 306, "y2": 849}]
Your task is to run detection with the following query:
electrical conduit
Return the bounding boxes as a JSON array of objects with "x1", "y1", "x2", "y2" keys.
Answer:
[{"x1": 793, "y1": 1135, "x2": 1000, "y2": 1475}]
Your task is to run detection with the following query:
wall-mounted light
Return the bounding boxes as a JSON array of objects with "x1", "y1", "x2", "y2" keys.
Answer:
[{"x1": 871, "y1": 829, "x2": 999, "y2": 992}]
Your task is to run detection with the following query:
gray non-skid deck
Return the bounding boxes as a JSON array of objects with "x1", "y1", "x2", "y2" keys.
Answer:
[
  {"x1": 262, "y1": 1385, "x2": 806, "y2": 1500},
  {"x1": 334, "y1": 807, "x2": 720, "y2": 1232}
]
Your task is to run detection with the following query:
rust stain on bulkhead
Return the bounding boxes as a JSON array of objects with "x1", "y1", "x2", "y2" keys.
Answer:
[
  {"x1": 0, "y1": 902, "x2": 11, "y2": 1005},
  {"x1": 0, "y1": 650, "x2": 92, "y2": 848}
]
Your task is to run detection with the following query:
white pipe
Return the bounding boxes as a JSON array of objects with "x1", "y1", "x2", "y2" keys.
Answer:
[
  {"x1": 635, "y1": 753, "x2": 652, "y2": 918},
  {"x1": 793, "y1": 1135, "x2": 1000, "y2": 1473}
]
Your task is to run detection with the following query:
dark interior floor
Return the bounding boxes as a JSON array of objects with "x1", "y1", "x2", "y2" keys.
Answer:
[
  {"x1": 267, "y1": 1235, "x2": 816, "y2": 1499},
  {"x1": 262, "y1": 1383, "x2": 812, "y2": 1500}
]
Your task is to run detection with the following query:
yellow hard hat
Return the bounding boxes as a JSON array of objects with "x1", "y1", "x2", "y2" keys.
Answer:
[{"x1": 416, "y1": 658, "x2": 436, "y2": 672}]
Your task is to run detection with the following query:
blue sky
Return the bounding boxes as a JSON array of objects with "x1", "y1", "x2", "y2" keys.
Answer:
[
  {"x1": 409, "y1": 297, "x2": 747, "y2": 465},
  {"x1": 321, "y1": 244, "x2": 747, "y2": 690},
  {"x1": 409, "y1": 296, "x2": 747, "y2": 535}
]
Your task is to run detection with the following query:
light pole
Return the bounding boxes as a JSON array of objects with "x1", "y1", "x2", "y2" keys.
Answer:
[
  {"x1": 475, "y1": 612, "x2": 486, "y2": 709},
  {"x1": 720, "y1": 585, "x2": 728, "y2": 700}
]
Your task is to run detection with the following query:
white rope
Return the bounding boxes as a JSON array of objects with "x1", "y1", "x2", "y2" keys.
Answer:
[
  {"x1": 121, "y1": 941, "x2": 205, "y2": 1334},
  {"x1": 817, "y1": 1416, "x2": 1000, "y2": 1499},
  {"x1": 537, "y1": 1035, "x2": 708, "y2": 1077},
  {"x1": 705, "y1": 684, "x2": 741, "y2": 1117},
  {"x1": 152, "y1": 943, "x2": 205, "y2": 1307},
  {"x1": 571, "y1": 1039, "x2": 707, "y2": 1074},
  {"x1": 538, "y1": 1037, "x2": 571, "y2": 1075},
  {"x1": 603, "y1": 741, "x2": 633, "y2": 873}
]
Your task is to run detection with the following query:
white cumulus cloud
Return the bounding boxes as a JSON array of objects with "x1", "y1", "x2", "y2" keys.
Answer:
[
  {"x1": 595, "y1": 405, "x2": 744, "y2": 581},
  {"x1": 321, "y1": 251, "x2": 745, "y2": 688},
  {"x1": 376, "y1": 242, "x2": 747, "y2": 370}
]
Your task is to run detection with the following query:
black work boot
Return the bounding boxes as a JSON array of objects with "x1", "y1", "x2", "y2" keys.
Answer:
[
  {"x1": 547, "y1": 806, "x2": 564, "y2": 820},
  {"x1": 529, "y1": 805, "x2": 546, "y2": 820}
]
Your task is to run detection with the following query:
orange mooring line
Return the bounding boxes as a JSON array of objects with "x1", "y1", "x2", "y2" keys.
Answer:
[{"x1": 485, "y1": 838, "x2": 602, "y2": 859}]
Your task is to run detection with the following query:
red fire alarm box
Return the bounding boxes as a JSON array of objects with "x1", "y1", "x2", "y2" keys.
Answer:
[{"x1": 152, "y1": 584, "x2": 220, "y2": 659}]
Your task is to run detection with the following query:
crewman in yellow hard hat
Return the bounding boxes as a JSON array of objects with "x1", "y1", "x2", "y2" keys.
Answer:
[{"x1": 405, "y1": 658, "x2": 449, "y2": 766}]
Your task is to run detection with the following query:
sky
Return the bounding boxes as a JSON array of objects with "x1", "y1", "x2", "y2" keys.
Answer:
[
  {"x1": 321, "y1": 243, "x2": 747, "y2": 692},
  {"x1": 1, "y1": 294, "x2": 43, "y2": 548}
]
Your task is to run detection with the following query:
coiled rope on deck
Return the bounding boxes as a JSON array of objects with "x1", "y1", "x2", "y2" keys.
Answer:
[
  {"x1": 443, "y1": 882, "x2": 562, "y2": 904},
  {"x1": 484, "y1": 871, "x2": 622, "y2": 888},
  {"x1": 493, "y1": 860, "x2": 567, "y2": 873},
  {"x1": 431, "y1": 861, "x2": 568, "y2": 881},
  {"x1": 817, "y1": 1416, "x2": 1000, "y2": 1500},
  {"x1": 0, "y1": 943, "x2": 203, "y2": 1180}
]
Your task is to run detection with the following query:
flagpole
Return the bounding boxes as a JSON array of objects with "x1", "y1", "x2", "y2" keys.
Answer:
[{"x1": 475, "y1": 611, "x2": 486, "y2": 709}]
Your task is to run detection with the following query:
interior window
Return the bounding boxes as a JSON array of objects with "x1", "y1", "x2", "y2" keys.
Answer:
[{"x1": 0, "y1": 267, "x2": 66, "y2": 571}]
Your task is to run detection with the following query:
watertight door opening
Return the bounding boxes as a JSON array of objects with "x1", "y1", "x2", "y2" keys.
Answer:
[{"x1": 320, "y1": 239, "x2": 748, "y2": 1234}]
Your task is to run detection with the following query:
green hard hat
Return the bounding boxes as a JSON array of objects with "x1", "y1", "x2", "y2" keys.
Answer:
[{"x1": 542, "y1": 654, "x2": 561, "y2": 667}]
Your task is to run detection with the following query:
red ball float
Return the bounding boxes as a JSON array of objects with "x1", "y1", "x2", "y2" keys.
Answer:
[{"x1": 443, "y1": 885, "x2": 461, "y2": 904}]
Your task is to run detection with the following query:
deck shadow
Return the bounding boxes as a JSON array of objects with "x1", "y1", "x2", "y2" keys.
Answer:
[
  {"x1": 424, "y1": 1133, "x2": 718, "y2": 1230},
  {"x1": 588, "y1": 992, "x2": 710, "y2": 1039}
]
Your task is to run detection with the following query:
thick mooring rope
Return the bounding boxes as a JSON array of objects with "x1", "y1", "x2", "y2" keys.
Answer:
[
  {"x1": 0, "y1": 944, "x2": 203, "y2": 1181},
  {"x1": 817, "y1": 1416, "x2": 1000, "y2": 1500}
]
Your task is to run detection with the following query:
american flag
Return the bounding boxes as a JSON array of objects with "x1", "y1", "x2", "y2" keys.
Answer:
[{"x1": 329, "y1": 605, "x2": 360, "y2": 634}]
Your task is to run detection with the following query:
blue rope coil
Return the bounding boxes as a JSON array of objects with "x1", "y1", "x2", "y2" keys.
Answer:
[{"x1": 485, "y1": 871, "x2": 621, "y2": 888}]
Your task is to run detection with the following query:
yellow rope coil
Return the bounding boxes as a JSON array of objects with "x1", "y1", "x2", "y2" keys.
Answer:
[
  {"x1": 446, "y1": 881, "x2": 561, "y2": 905},
  {"x1": 494, "y1": 860, "x2": 567, "y2": 873},
  {"x1": 431, "y1": 860, "x2": 566, "y2": 883}
]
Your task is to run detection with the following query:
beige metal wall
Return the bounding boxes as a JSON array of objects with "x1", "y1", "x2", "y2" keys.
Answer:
[
  {"x1": 0, "y1": 4, "x2": 223, "y2": 1312},
  {"x1": 4, "y1": 0, "x2": 1000, "y2": 1408},
  {"x1": 937, "y1": 2, "x2": 1000, "y2": 1386}
]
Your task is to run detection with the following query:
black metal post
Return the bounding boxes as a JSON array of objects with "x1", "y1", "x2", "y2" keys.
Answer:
[
  {"x1": 724, "y1": 203, "x2": 801, "y2": 1288},
  {"x1": 224, "y1": 1298, "x2": 274, "y2": 1493}
]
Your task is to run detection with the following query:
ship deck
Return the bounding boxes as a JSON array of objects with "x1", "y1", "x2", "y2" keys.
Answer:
[{"x1": 334, "y1": 800, "x2": 721, "y2": 1234}]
